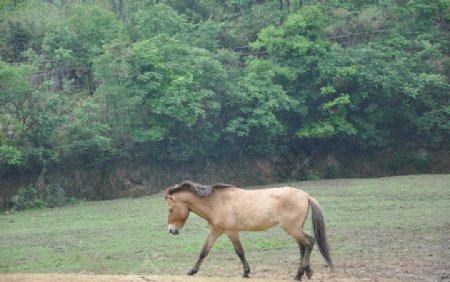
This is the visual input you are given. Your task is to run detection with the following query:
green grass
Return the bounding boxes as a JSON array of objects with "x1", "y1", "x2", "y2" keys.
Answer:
[{"x1": 1, "y1": 174, "x2": 449, "y2": 280}]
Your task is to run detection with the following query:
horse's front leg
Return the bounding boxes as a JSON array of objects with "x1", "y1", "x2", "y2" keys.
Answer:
[
  {"x1": 226, "y1": 231, "x2": 251, "y2": 278},
  {"x1": 187, "y1": 228, "x2": 223, "y2": 276}
]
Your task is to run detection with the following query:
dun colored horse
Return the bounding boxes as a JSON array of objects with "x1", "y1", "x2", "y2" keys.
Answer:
[{"x1": 164, "y1": 181, "x2": 333, "y2": 280}]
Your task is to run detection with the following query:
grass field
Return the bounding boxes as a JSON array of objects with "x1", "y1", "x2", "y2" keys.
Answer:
[{"x1": 1, "y1": 175, "x2": 449, "y2": 281}]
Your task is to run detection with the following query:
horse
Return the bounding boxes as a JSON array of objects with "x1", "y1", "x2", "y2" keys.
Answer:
[{"x1": 164, "y1": 180, "x2": 333, "y2": 280}]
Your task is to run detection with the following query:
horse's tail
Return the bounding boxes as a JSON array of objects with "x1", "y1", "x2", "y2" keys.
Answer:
[{"x1": 308, "y1": 196, "x2": 334, "y2": 270}]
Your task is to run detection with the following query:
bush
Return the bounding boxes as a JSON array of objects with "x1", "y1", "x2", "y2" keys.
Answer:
[
  {"x1": 11, "y1": 186, "x2": 45, "y2": 211},
  {"x1": 45, "y1": 184, "x2": 66, "y2": 207},
  {"x1": 382, "y1": 151, "x2": 433, "y2": 173},
  {"x1": 382, "y1": 152, "x2": 414, "y2": 172},
  {"x1": 414, "y1": 155, "x2": 432, "y2": 173},
  {"x1": 324, "y1": 164, "x2": 338, "y2": 179},
  {"x1": 303, "y1": 172, "x2": 320, "y2": 181},
  {"x1": 0, "y1": 144, "x2": 24, "y2": 174}
]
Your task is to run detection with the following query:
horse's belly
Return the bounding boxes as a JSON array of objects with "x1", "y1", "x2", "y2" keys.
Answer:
[
  {"x1": 245, "y1": 219, "x2": 278, "y2": 231},
  {"x1": 227, "y1": 207, "x2": 279, "y2": 231}
]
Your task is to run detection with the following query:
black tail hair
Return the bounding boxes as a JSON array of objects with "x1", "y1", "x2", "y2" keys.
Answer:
[{"x1": 309, "y1": 197, "x2": 334, "y2": 270}]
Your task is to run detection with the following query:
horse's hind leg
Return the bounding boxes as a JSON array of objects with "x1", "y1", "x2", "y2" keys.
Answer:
[
  {"x1": 296, "y1": 243, "x2": 306, "y2": 280},
  {"x1": 302, "y1": 234, "x2": 315, "y2": 279},
  {"x1": 187, "y1": 227, "x2": 222, "y2": 276},
  {"x1": 284, "y1": 228, "x2": 315, "y2": 280},
  {"x1": 226, "y1": 231, "x2": 251, "y2": 278}
]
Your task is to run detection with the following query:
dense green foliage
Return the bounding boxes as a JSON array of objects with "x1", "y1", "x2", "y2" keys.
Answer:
[
  {"x1": 9, "y1": 185, "x2": 45, "y2": 210},
  {"x1": 0, "y1": 0, "x2": 449, "y2": 174}
]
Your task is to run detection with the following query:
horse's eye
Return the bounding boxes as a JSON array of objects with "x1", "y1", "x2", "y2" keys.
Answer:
[{"x1": 169, "y1": 208, "x2": 173, "y2": 213}]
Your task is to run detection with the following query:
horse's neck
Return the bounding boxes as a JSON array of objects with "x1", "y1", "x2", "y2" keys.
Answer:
[{"x1": 183, "y1": 193, "x2": 214, "y2": 222}]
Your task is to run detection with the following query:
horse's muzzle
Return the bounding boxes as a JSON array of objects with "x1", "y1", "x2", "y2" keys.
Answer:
[{"x1": 168, "y1": 225, "x2": 180, "y2": 235}]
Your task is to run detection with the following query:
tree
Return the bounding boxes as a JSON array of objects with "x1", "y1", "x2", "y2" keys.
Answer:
[
  {"x1": 62, "y1": 100, "x2": 117, "y2": 167},
  {"x1": 224, "y1": 59, "x2": 298, "y2": 153},
  {"x1": 1, "y1": 0, "x2": 449, "y2": 178},
  {"x1": 0, "y1": 60, "x2": 35, "y2": 143},
  {"x1": 0, "y1": 19, "x2": 32, "y2": 63},
  {"x1": 131, "y1": 3, "x2": 190, "y2": 40},
  {"x1": 94, "y1": 35, "x2": 228, "y2": 161},
  {"x1": 0, "y1": 135, "x2": 24, "y2": 175},
  {"x1": 42, "y1": 4, "x2": 126, "y2": 93},
  {"x1": 251, "y1": 5, "x2": 356, "y2": 143},
  {"x1": 320, "y1": 27, "x2": 449, "y2": 149}
]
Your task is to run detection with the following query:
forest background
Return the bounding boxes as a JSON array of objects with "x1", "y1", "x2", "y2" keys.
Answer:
[{"x1": 0, "y1": 0, "x2": 449, "y2": 208}]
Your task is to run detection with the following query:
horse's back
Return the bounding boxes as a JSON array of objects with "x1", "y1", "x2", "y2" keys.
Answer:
[{"x1": 240, "y1": 186, "x2": 309, "y2": 206}]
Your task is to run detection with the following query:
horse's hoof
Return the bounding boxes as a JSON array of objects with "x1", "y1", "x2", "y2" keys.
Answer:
[
  {"x1": 187, "y1": 270, "x2": 197, "y2": 276},
  {"x1": 295, "y1": 269, "x2": 304, "y2": 281},
  {"x1": 305, "y1": 268, "x2": 313, "y2": 279},
  {"x1": 243, "y1": 273, "x2": 250, "y2": 278}
]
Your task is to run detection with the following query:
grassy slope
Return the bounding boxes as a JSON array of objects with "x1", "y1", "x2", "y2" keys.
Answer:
[{"x1": 0, "y1": 175, "x2": 449, "y2": 280}]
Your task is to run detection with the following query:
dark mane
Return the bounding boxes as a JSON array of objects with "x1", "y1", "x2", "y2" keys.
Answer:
[{"x1": 164, "y1": 180, "x2": 234, "y2": 199}]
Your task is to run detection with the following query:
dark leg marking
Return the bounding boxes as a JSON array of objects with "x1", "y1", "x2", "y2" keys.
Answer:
[
  {"x1": 301, "y1": 234, "x2": 315, "y2": 279},
  {"x1": 188, "y1": 229, "x2": 222, "y2": 276},
  {"x1": 236, "y1": 249, "x2": 251, "y2": 278},
  {"x1": 304, "y1": 265, "x2": 314, "y2": 279},
  {"x1": 295, "y1": 243, "x2": 306, "y2": 280},
  {"x1": 227, "y1": 232, "x2": 251, "y2": 278},
  {"x1": 187, "y1": 246, "x2": 207, "y2": 275}
]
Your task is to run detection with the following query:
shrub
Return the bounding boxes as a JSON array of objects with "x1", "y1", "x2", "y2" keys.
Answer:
[
  {"x1": 11, "y1": 186, "x2": 45, "y2": 211},
  {"x1": 382, "y1": 151, "x2": 433, "y2": 173},
  {"x1": 414, "y1": 155, "x2": 432, "y2": 173},
  {"x1": 382, "y1": 151, "x2": 414, "y2": 171},
  {"x1": 303, "y1": 172, "x2": 320, "y2": 181},
  {"x1": 45, "y1": 184, "x2": 66, "y2": 207},
  {"x1": 324, "y1": 164, "x2": 338, "y2": 179},
  {"x1": 0, "y1": 144, "x2": 24, "y2": 174}
]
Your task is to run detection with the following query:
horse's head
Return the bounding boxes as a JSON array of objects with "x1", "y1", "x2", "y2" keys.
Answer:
[{"x1": 165, "y1": 194, "x2": 190, "y2": 235}]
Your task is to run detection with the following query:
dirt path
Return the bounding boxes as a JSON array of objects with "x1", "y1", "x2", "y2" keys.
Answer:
[{"x1": 0, "y1": 273, "x2": 405, "y2": 282}]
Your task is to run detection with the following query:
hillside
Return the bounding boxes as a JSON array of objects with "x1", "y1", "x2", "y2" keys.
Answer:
[{"x1": 0, "y1": 1, "x2": 449, "y2": 204}]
